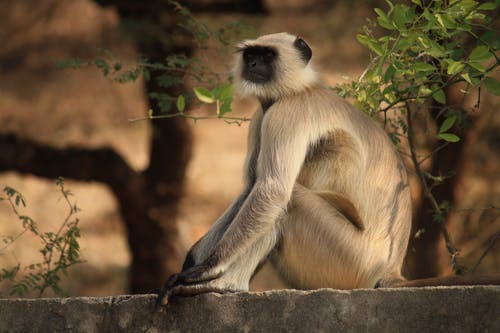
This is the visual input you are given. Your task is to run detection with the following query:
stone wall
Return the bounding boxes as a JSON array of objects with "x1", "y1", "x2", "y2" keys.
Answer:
[{"x1": 0, "y1": 286, "x2": 499, "y2": 332}]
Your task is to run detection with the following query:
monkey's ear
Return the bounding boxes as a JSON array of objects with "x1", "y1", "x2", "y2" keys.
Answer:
[{"x1": 294, "y1": 37, "x2": 312, "y2": 64}]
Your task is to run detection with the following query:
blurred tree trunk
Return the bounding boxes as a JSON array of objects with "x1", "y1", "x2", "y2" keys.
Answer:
[
  {"x1": 0, "y1": 0, "x2": 194, "y2": 293},
  {"x1": 407, "y1": 85, "x2": 470, "y2": 278},
  {"x1": 404, "y1": 5, "x2": 491, "y2": 278},
  {"x1": 91, "y1": 0, "x2": 195, "y2": 293}
]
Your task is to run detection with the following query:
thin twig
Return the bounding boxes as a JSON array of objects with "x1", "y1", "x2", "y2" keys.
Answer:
[
  {"x1": 38, "y1": 180, "x2": 79, "y2": 296},
  {"x1": 451, "y1": 205, "x2": 499, "y2": 214},
  {"x1": 0, "y1": 230, "x2": 27, "y2": 252},
  {"x1": 405, "y1": 102, "x2": 464, "y2": 274},
  {"x1": 358, "y1": 56, "x2": 379, "y2": 83},
  {"x1": 418, "y1": 142, "x2": 450, "y2": 166},
  {"x1": 460, "y1": 218, "x2": 500, "y2": 257},
  {"x1": 471, "y1": 231, "x2": 500, "y2": 273},
  {"x1": 129, "y1": 112, "x2": 251, "y2": 123}
]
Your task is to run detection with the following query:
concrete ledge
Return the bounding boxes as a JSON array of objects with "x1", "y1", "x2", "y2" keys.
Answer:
[{"x1": 0, "y1": 286, "x2": 499, "y2": 332}]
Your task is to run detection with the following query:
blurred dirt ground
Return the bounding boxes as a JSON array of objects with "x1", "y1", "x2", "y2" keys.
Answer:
[{"x1": 0, "y1": 0, "x2": 498, "y2": 297}]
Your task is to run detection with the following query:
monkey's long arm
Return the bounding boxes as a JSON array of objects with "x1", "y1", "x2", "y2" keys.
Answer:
[
  {"x1": 205, "y1": 106, "x2": 315, "y2": 268},
  {"x1": 180, "y1": 109, "x2": 264, "y2": 271},
  {"x1": 181, "y1": 188, "x2": 251, "y2": 270},
  {"x1": 163, "y1": 101, "x2": 322, "y2": 294}
]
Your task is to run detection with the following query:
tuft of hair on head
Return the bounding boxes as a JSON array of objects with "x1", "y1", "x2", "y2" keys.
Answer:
[{"x1": 233, "y1": 32, "x2": 319, "y2": 101}]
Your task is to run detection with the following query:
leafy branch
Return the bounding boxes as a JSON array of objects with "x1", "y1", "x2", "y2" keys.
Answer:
[
  {"x1": 129, "y1": 85, "x2": 250, "y2": 124},
  {"x1": 338, "y1": 0, "x2": 499, "y2": 274},
  {"x1": 0, "y1": 178, "x2": 83, "y2": 297},
  {"x1": 56, "y1": 1, "x2": 254, "y2": 125}
]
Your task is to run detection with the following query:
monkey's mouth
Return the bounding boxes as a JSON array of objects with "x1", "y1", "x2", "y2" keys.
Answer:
[{"x1": 243, "y1": 70, "x2": 272, "y2": 83}]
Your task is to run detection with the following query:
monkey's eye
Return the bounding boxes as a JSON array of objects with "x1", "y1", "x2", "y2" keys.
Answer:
[
  {"x1": 295, "y1": 38, "x2": 307, "y2": 49},
  {"x1": 243, "y1": 52, "x2": 252, "y2": 62},
  {"x1": 243, "y1": 47, "x2": 276, "y2": 65}
]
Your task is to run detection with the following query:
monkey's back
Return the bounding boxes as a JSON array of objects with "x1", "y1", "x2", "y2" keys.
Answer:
[{"x1": 288, "y1": 87, "x2": 412, "y2": 287}]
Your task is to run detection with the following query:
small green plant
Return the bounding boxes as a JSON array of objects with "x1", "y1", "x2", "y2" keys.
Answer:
[{"x1": 0, "y1": 178, "x2": 83, "y2": 297}]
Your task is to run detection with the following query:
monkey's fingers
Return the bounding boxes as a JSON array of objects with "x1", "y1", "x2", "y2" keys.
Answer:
[
  {"x1": 154, "y1": 273, "x2": 181, "y2": 310},
  {"x1": 169, "y1": 283, "x2": 238, "y2": 297},
  {"x1": 155, "y1": 286, "x2": 173, "y2": 310},
  {"x1": 175, "y1": 265, "x2": 223, "y2": 285},
  {"x1": 165, "y1": 273, "x2": 181, "y2": 288},
  {"x1": 155, "y1": 281, "x2": 225, "y2": 309}
]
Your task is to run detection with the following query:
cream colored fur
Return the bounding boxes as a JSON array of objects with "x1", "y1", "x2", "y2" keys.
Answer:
[{"x1": 174, "y1": 33, "x2": 412, "y2": 294}]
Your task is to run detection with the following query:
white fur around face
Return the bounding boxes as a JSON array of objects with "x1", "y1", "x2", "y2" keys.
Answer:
[{"x1": 233, "y1": 32, "x2": 319, "y2": 101}]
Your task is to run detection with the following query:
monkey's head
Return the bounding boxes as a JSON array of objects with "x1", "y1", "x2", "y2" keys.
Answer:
[{"x1": 233, "y1": 32, "x2": 319, "y2": 101}]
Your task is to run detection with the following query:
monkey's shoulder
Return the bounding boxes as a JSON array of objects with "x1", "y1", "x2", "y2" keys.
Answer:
[
  {"x1": 279, "y1": 87, "x2": 358, "y2": 113},
  {"x1": 263, "y1": 87, "x2": 362, "y2": 126}
]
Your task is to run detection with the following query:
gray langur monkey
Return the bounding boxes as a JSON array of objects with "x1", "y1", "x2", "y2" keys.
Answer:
[{"x1": 157, "y1": 32, "x2": 495, "y2": 306}]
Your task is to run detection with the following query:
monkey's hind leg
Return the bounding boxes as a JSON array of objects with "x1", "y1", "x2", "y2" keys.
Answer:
[{"x1": 272, "y1": 184, "x2": 395, "y2": 290}]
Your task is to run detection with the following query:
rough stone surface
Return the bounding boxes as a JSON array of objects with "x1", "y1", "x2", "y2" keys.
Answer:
[{"x1": 0, "y1": 286, "x2": 499, "y2": 332}]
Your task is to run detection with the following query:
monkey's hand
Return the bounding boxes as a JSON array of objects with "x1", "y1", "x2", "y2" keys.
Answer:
[{"x1": 155, "y1": 258, "x2": 239, "y2": 308}]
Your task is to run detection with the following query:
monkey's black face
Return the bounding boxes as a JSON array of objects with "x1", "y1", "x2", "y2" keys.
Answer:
[{"x1": 242, "y1": 46, "x2": 277, "y2": 84}]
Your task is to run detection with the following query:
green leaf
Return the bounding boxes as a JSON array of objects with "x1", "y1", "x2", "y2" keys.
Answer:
[
  {"x1": 219, "y1": 84, "x2": 234, "y2": 100},
  {"x1": 461, "y1": 73, "x2": 472, "y2": 84},
  {"x1": 427, "y1": 41, "x2": 446, "y2": 58},
  {"x1": 356, "y1": 34, "x2": 384, "y2": 56},
  {"x1": 440, "y1": 13, "x2": 457, "y2": 29},
  {"x1": 211, "y1": 86, "x2": 222, "y2": 97},
  {"x1": 395, "y1": 36, "x2": 412, "y2": 50},
  {"x1": 148, "y1": 109, "x2": 153, "y2": 119},
  {"x1": 438, "y1": 133, "x2": 460, "y2": 142},
  {"x1": 432, "y1": 89, "x2": 446, "y2": 104},
  {"x1": 447, "y1": 61, "x2": 465, "y2": 75},
  {"x1": 439, "y1": 115, "x2": 456, "y2": 133},
  {"x1": 477, "y1": 2, "x2": 497, "y2": 10},
  {"x1": 414, "y1": 62, "x2": 435, "y2": 72},
  {"x1": 383, "y1": 64, "x2": 396, "y2": 82},
  {"x1": 193, "y1": 87, "x2": 215, "y2": 104},
  {"x1": 484, "y1": 77, "x2": 500, "y2": 96},
  {"x1": 435, "y1": 14, "x2": 447, "y2": 31},
  {"x1": 469, "y1": 45, "x2": 492, "y2": 62},
  {"x1": 418, "y1": 85, "x2": 432, "y2": 96},
  {"x1": 482, "y1": 30, "x2": 500, "y2": 50},
  {"x1": 176, "y1": 95, "x2": 185, "y2": 113},
  {"x1": 94, "y1": 59, "x2": 110, "y2": 76},
  {"x1": 468, "y1": 61, "x2": 485, "y2": 72},
  {"x1": 418, "y1": 36, "x2": 429, "y2": 49},
  {"x1": 375, "y1": 8, "x2": 394, "y2": 30},
  {"x1": 219, "y1": 100, "x2": 232, "y2": 115},
  {"x1": 393, "y1": 4, "x2": 409, "y2": 30},
  {"x1": 417, "y1": 36, "x2": 446, "y2": 57}
]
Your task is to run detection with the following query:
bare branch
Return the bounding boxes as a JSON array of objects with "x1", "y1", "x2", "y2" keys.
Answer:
[
  {"x1": 0, "y1": 133, "x2": 138, "y2": 188},
  {"x1": 460, "y1": 218, "x2": 500, "y2": 258},
  {"x1": 471, "y1": 231, "x2": 499, "y2": 273}
]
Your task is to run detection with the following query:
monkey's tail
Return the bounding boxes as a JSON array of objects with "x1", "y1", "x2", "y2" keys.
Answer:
[{"x1": 391, "y1": 274, "x2": 500, "y2": 288}]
